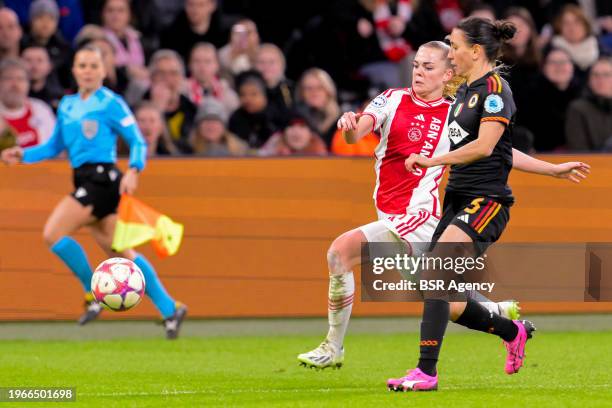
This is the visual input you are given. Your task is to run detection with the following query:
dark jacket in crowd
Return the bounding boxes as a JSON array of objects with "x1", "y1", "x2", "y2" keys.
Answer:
[
  {"x1": 29, "y1": 73, "x2": 64, "y2": 111},
  {"x1": 522, "y1": 74, "x2": 581, "y2": 151},
  {"x1": 266, "y1": 78, "x2": 294, "y2": 125},
  {"x1": 165, "y1": 94, "x2": 197, "y2": 154},
  {"x1": 22, "y1": 32, "x2": 73, "y2": 89},
  {"x1": 160, "y1": 10, "x2": 231, "y2": 62},
  {"x1": 228, "y1": 108, "x2": 278, "y2": 149},
  {"x1": 565, "y1": 88, "x2": 612, "y2": 151}
]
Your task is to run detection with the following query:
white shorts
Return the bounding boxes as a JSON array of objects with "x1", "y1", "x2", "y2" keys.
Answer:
[{"x1": 359, "y1": 208, "x2": 439, "y2": 256}]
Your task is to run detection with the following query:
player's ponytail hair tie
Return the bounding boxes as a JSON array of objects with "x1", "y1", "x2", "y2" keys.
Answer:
[
  {"x1": 493, "y1": 21, "x2": 517, "y2": 42},
  {"x1": 457, "y1": 17, "x2": 517, "y2": 63}
]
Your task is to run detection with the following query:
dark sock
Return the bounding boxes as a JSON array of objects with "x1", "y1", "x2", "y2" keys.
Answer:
[
  {"x1": 417, "y1": 299, "x2": 449, "y2": 376},
  {"x1": 454, "y1": 298, "x2": 518, "y2": 342}
]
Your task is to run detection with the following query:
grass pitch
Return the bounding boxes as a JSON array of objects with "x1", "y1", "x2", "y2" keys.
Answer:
[{"x1": 0, "y1": 316, "x2": 610, "y2": 407}]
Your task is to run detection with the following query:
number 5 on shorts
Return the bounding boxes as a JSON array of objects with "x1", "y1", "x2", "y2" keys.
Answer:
[{"x1": 464, "y1": 198, "x2": 484, "y2": 214}]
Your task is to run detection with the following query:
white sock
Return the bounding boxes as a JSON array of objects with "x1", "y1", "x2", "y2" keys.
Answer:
[
  {"x1": 481, "y1": 302, "x2": 501, "y2": 315},
  {"x1": 467, "y1": 290, "x2": 501, "y2": 316},
  {"x1": 326, "y1": 272, "x2": 355, "y2": 349}
]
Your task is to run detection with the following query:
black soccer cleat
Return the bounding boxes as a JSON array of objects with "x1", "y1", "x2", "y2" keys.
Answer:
[
  {"x1": 78, "y1": 293, "x2": 102, "y2": 325},
  {"x1": 521, "y1": 319, "x2": 537, "y2": 339},
  {"x1": 163, "y1": 303, "x2": 188, "y2": 340}
]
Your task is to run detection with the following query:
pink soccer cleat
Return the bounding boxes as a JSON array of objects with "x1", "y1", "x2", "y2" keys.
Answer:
[
  {"x1": 387, "y1": 368, "x2": 438, "y2": 392},
  {"x1": 503, "y1": 319, "x2": 536, "y2": 375}
]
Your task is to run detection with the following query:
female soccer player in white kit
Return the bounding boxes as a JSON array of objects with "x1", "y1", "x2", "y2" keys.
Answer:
[{"x1": 298, "y1": 40, "x2": 590, "y2": 370}]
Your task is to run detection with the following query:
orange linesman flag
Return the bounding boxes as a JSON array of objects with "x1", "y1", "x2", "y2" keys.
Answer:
[{"x1": 112, "y1": 194, "x2": 184, "y2": 258}]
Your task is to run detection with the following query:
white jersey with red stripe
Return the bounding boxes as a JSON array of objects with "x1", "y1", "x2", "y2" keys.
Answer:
[
  {"x1": 0, "y1": 98, "x2": 55, "y2": 148},
  {"x1": 363, "y1": 88, "x2": 451, "y2": 219}
]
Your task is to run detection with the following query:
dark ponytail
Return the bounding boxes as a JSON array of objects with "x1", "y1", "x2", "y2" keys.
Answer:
[
  {"x1": 494, "y1": 20, "x2": 517, "y2": 42},
  {"x1": 456, "y1": 17, "x2": 517, "y2": 63}
]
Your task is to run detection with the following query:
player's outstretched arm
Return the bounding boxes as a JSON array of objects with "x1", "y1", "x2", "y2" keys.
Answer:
[
  {"x1": 2, "y1": 123, "x2": 65, "y2": 166},
  {"x1": 405, "y1": 121, "x2": 504, "y2": 172},
  {"x1": 337, "y1": 112, "x2": 374, "y2": 144},
  {"x1": 512, "y1": 148, "x2": 590, "y2": 183}
]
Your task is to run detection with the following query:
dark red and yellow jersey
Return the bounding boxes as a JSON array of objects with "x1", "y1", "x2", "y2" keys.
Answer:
[{"x1": 445, "y1": 71, "x2": 516, "y2": 205}]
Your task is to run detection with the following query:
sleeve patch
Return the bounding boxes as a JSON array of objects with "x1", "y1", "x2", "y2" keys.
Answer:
[
  {"x1": 371, "y1": 95, "x2": 388, "y2": 109},
  {"x1": 484, "y1": 94, "x2": 504, "y2": 113},
  {"x1": 120, "y1": 115, "x2": 136, "y2": 127}
]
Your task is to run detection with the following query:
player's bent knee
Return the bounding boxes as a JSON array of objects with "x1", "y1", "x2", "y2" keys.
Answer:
[
  {"x1": 327, "y1": 246, "x2": 354, "y2": 276},
  {"x1": 449, "y1": 302, "x2": 466, "y2": 321},
  {"x1": 327, "y1": 232, "x2": 361, "y2": 275},
  {"x1": 42, "y1": 229, "x2": 61, "y2": 247}
]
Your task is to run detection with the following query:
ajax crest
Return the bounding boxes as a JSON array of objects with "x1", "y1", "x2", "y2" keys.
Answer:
[{"x1": 408, "y1": 128, "x2": 422, "y2": 142}]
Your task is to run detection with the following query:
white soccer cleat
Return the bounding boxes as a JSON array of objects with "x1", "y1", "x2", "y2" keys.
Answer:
[
  {"x1": 498, "y1": 300, "x2": 521, "y2": 320},
  {"x1": 298, "y1": 340, "x2": 344, "y2": 369}
]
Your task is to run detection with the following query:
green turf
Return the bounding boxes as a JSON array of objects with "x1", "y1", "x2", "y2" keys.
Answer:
[{"x1": 0, "y1": 324, "x2": 610, "y2": 407}]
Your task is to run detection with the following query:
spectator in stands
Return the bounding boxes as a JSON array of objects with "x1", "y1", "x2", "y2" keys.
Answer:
[
  {"x1": 287, "y1": 0, "x2": 387, "y2": 99},
  {"x1": 134, "y1": 102, "x2": 178, "y2": 157},
  {"x1": 228, "y1": 70, "x2": 278, "y2": 149},
  {"x1": 435, "y1": 0, "x2": 463, "y2": 34},
  {"x1": 372, "y1": 0, "x2": 413, "y2": 63},
  {"x1": 147, "y1": 49, "x2": 197, "y2": 154},
  {"x1": 218, "y1": 19, "x2": 260, "y2": 76},
  {"x1": 0, "y1": 58, "x2": 55, "y2": 148},
  {"x1": 4, "y1": 0, "x2": 84, "y2": 43},
  {"x1": 21, "y1": 45, "x2": 63, "y2": 110},
  {"x1": 22, "y1": 0, "x2": 72, "y2": 88},
  {"x1": 0, "y1": 7, "x2": 23, "y2": 61},
  {"x1": 160, "y1": 0, "x2": 232, "y2": 62},
  {"x1": 501, "y1": 7, "x2": 542, "y2": 142},
  {"x1": 551, "y1": 5, "x2": 600, "y2": 82},
  {"x1": 566, "y1": 57, "x2": 612, "y2": 151},
  {"x1": 294, "y1": 68, "x2": 341, "y2": 147},
  {"x1": 74, "y1": 24, "x2": 107, "y2": 48},
  {"x1": 189, "y1": 99, "x2": 248, "y2": 157},
  {"x1": 598, "y1": 13, "x2": 612, "y2": 55},
  {"x1": 468, "y1": 3, "x2": 496, "y2": 21},
  {"x1": 259, "y1": 109, "x2": 327, "y2": 157},
  {"x1": 523, "y1": 48, "x2": 580, "y2": 152},
  {"x1": 401, "y1": 0, "x2": 449, "y2": 51},
  {"x1": 255, "y1": 43, "x2": 294, "y2": 121},
  {"x1": 81, "y1": 0, "x2": 169, "y2": 45},
  {"x1": 101, "y1": 0, "x2": 146, "y2": 70},
  {"x1": 186, "y1": 42, "x2": 239, "y2": 116}
]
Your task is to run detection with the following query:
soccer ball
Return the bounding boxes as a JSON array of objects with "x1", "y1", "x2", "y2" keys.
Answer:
[{"x1": 91, "y1": 258, "x2": 146, "y2": 311}]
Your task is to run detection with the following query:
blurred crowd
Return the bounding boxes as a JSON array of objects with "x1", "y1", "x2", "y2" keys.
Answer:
[{"x1": 0, "y1": 0, "x2": 610, "y2": 157}]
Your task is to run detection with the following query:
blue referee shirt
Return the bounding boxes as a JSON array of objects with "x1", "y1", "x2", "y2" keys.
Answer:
[{"x1": 23, "y1": 87, "x2": 147, "y2": 171}]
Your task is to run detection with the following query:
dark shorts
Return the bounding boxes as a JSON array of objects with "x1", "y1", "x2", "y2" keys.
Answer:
[
  {"x1": 431, "y1": 192, "x2": 510, "y2": 254},
  {"x1": 71, "y1": 163, "x2": 122, "y2": 220}
]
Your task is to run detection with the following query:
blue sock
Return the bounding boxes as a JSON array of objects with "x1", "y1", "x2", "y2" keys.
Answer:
[
  {"x1": 51, "y1": 236, "x2": 93, "y2": 292},
  {"x1": 133, "y1": 254, "x2": 176, "y2": 319}
]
